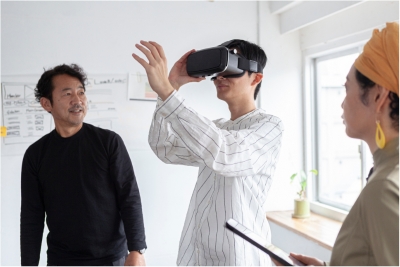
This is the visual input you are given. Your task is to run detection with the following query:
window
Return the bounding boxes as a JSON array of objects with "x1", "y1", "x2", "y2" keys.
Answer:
[{"x1": 312, "y1": 48, "x2": 373, "y2": 211}]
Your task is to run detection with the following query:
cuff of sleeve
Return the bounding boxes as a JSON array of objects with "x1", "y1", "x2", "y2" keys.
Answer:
[
  {"x1": 155, "y1": 96, "x2": 163, "y2": 109},
  {"x1": 128, "y1": 242, "x2": 147, "y2": 252},
  {"x1": 155, "y1": 90, "x2": 185, "y2": 120}
]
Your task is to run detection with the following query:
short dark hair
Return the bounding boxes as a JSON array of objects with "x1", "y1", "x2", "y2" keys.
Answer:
[
  {"x1": 224, "y1": 39, "x2": 267, "y2": 100},
  {"x1": 355, "y1": 68, "x2": 399, "y2": 130},
  {"x1": 35, "y1": 64, "x2": 87, "y2": 104}
]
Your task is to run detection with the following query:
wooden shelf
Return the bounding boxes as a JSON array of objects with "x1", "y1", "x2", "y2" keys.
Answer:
[{"x1": 266, "y1": 210, "x2": 342, "y2": 250}]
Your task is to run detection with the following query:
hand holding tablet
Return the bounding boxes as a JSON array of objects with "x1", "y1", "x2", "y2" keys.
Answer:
[{"x1": 225, "y1": 218, "x2": 305, "y2": 266}]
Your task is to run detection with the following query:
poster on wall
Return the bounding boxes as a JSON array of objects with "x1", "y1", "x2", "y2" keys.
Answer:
[
  {"x1": 84, "y1": 75, "x2": 124, "y2": 130},
  {"x1": 128, "y1": 72, "x2": 158, "y2": 101},
  {"x1": 1, "y1": 82, "x2": 53, "y2": 146}
]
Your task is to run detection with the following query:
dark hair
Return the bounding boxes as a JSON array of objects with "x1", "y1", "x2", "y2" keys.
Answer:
[
  {"x1": 355, "y1": 69, "x2": 399, "y2": 129},
  {"x1": 35, "y1": 64, "x2": 87, "y2": 104},
  {"x1": 225, "y1": 39, "x2": 267, "y2": 100}
]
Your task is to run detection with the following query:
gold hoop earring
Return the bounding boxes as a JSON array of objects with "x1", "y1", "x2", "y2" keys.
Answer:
[{"x1": 375, "y1": 120, "x2": 386, "y2": 149}]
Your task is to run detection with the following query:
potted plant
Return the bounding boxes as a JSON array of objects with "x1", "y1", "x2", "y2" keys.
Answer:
[{"x1": 290, "y1": 169, "x2": 318, "y2": 218}]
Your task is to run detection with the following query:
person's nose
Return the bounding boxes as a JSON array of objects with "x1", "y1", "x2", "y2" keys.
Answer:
[
  {"x1": 216, "y1": 75, "x2": 226, "y2": 80},
  {"x1": 71, "y1": 92, "x2": 83, "y2": 105}
]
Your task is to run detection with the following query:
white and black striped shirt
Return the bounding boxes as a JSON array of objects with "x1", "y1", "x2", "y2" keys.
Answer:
[{"x1": 149, "y1": 91, "x2": 283, "y2": 266}]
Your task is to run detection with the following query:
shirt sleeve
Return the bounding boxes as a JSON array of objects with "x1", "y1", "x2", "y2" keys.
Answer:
[
  {"x1": 364, "y1": 176, "x2": 399, "y2": 266},
  {"x1": 149, "y1": 91, "x2": 283, "y2": 177},
  {"x1": 109, "y1": 133, "x2": 147, "y2": 251},
  {"x1": 20, "y1": 148, "x2": 45, "y2": 266}
]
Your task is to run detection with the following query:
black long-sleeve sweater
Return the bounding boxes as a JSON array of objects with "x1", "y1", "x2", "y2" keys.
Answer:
[{"x1": 20, "y1": 123, "x2": 146, "y2": 266}]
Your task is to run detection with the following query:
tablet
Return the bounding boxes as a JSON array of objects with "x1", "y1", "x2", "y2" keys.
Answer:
[{"x1": 225, "y1": 218, "x2": 304, "y2": 266}]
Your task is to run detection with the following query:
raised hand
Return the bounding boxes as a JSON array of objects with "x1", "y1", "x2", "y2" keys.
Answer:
[
  {"x1": 132, "y1": 41, "x2": 175, "y2": 101},
  {"x1": 168, "y1": 49, "x2": 205, "y2": 90}
]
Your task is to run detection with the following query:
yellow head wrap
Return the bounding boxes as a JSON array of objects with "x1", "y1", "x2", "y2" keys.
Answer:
[{"x1": 354, "y1": 22, "x2": 399, "y2": 95}]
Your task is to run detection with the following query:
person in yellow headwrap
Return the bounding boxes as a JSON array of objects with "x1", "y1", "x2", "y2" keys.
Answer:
[{"x1": 289, "y1": 22, "x2": 399, "y2": 266}]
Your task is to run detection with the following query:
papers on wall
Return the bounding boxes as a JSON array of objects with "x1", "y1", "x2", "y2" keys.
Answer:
[{"x1": 128, "y1": 72, "x2": 157, "y2": 101}]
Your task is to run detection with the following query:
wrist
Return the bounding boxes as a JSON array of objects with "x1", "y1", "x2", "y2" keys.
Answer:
[
  {"x1": 130, "y1": 248, "x2": 146, "y2": 255},
  {"x1": 158, "y1": 87, "x2": 175, "y2": 101},
  {"x1": 168, "y1": 79, "x2": 180, "y2": 91},
  {"x1": 168, "y1": 77, "x2": 181, "y2": 91}
]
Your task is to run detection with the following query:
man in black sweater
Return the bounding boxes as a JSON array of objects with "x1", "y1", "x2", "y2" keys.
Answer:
[{"x1": 20, "y1": 64, "x2": 147, "y2": 266}]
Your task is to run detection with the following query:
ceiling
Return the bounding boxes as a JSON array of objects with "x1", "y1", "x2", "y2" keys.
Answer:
[{"x1": 269, "y1": 1, "x2": 365, "y2": 34}]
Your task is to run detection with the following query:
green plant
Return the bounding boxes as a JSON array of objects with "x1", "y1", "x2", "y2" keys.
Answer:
[{"x1": 290, "y1": 169, "x2": 318, "y2": 199}]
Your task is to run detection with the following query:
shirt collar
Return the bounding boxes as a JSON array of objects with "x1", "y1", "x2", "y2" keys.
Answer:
[{"x1": 372, "y1": 137, "x2": 399, "y2": 170}]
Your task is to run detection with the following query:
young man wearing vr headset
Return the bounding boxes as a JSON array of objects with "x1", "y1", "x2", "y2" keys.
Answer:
[{"x1": 132, "y1": 39, "x2": 283, "y2": 266}]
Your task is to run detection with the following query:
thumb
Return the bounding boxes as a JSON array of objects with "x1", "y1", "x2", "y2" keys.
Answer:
[
  {"x1": 191, "y1": 77, "x2": 206, "y2": 83},
  {"x1": 290, "y1": 253, "x2": 308, "y2": 263}
]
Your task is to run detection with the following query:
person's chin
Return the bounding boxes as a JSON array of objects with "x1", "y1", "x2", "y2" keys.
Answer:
[
  {"x1": 344, "y1": 127, "x2": 357, "y2": 139},
  {"x1": 216, "y1": 91, "x2": 228, "y2": 101},
  {"x1": 70, "y1": 119, "x2": 84, "y2": 126},
  {"x1": 69, "y1": 115, "x2": 85, "y2": 125},
  {"x1": 217, "y1": 95, "x2": 228, "y2": 102}
]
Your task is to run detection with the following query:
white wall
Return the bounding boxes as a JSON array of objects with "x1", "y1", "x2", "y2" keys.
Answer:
[
  {"x1": 259, "y1": 2, "x2": 304, "y2": 212},
  {"x1": 1, "y1": 1, "x2": 304, "y2": 266},
  {"x1": 270, "y1": 222, "x2": 332, "y2": 262}
]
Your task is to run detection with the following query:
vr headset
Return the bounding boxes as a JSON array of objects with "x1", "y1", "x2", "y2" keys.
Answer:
[{"x1": 186, "y1": 40, "x2": 263, "y2": 79}]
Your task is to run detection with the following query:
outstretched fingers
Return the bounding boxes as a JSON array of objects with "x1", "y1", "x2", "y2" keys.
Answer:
[
  {"x1": 132, "y1": 40, "x2": 175, "y2": 99},
  {"x1": 134, "y1": 42, "x2": 157, "y2": 64},
  {"x1": 140, "y1": 40, "x2": 163, "y2": 63},
  {"x1": 149, "y1": 41, "x2": 167, "y2": 60},
  {"x1": 131, "y1": 53, "x2": 150, "y2": 70}
]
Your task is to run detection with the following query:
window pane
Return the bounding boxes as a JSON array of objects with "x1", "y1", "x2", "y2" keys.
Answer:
[{"x1": 316, "y1": 53, "x2": 362, "y2": 210}]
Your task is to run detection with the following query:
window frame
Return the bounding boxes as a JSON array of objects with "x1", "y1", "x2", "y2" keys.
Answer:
[
  {"x1": 314, "y1": 48, "x2": 366, "y2": 211},
  {"x1": 303, "y1": 44, "x2": 368, "y2": 221}
]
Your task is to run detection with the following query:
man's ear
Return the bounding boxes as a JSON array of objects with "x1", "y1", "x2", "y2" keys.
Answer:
[
  {"x1": 374, "y1": 85, "x2": 391, "y2": 113},
  {"x1": 251, "y1": 73, "x2": 263, "y2": 86},
  {"x1": 40, "y1": 97, "x2": 52, "y2": 113}
]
